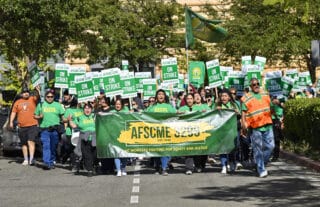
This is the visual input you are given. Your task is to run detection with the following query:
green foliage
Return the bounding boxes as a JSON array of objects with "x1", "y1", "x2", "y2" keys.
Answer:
[
  {"x1": 284, "y1": 98, "x2": 320, "y2": 151},
  {"x1": 216, "y1": 0, "x2": 320, "y2": 81}
]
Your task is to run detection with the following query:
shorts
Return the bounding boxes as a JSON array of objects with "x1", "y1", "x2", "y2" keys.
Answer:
[{"x1": 18, "y1": 125, "x2": 39, "y2": 145}]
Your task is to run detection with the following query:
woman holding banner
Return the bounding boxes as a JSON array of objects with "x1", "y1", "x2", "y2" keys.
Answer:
[
  {"x1": 111, "y1": 98, "x2": 129, "y2": 176},
  {"x1": 69, "y1": 103, "x2": 96, "y2": 177},
  {"x1": 147, "y1": 89, "x2": 176, "y2": 176},
  {"x1": 215, "y1": 89, "x2": 241, "y2": 174}
]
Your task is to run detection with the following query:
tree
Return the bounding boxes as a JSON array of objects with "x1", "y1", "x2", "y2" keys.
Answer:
[
  {"x1": 0, "y1": 0, "x2": 91, "y2": 87},
  {"x1": 79, "y1": 0, "x2": 184, "y2": 71},
  {"x1": 215, "y1": 0, "x2": 320, "y2": 81}
]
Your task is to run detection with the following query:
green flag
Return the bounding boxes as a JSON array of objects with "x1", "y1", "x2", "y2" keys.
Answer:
[{"x1": 185, "y1": 7, "x2": 227, "y2": 48}]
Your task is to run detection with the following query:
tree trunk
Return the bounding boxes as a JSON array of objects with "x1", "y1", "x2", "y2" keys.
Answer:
[{"x1": 305, "y1": 54, "x2": 316, "y2": 83}]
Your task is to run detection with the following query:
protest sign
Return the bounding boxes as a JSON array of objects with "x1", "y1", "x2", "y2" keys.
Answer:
[
  {"x1": 120, "y1": 71, "x2": 137, "y2": 98},
  {"x1": 206, "y1": 59, "x2": 223, "y2": 88},
  {"x1": 54, "y1": 64, "x2": 69, "y2": 88},
  {"x1": 135, "y1": 72, "x2": 152, "y2": 93},
  {"x1": 28, "y1": 61, "x2": 42, "y2": 87},
  {"x1": 161, "y1": 57, "x2": 178, "y2": 84},
  {"x1": 189, "y1": 61, "x2": 205, "y2": 88},
  {"x1": 101, "y1": 68, "x2": 123, "y2": 97},
  {"x1": 68, "y1": 66, "x2": 86, "y2": 94}
]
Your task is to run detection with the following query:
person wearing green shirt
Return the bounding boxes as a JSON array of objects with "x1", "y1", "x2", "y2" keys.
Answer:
[
  {"x1": 270, "y1": 97, "x2": 284, "y2": 161},
  {"x1": 148, "y1": 89, "x2": 176, "y2": 176},
  {"x1": 62, "y1": 98, "x2": 82, "y2": 171},
  {"x1": 111, "y1": 98, "x2": 129, "y2": 177},
  {"x1": 69, "y1": 103, "x2": 96, "y2": 177},
  {"x1": 34, "y1": 90, "x2": 65, "y2": 170},
  {"x1": 215, "y1": 89, "x2": 241, "y2": 174},
  {"x1": 193, "y1": 92, "x2": 211, "y2": 112}
]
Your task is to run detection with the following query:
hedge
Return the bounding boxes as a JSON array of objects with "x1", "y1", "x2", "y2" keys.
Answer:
[{"x1": 284, "y1": 98, "x2": 320, "y2": 151}]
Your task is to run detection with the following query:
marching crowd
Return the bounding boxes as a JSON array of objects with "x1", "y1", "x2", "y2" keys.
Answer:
[{"x1": 10, "y1": 77, "x2": 316, "y2": 178}]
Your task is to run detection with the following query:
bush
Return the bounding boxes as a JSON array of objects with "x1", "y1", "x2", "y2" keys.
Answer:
[{"x1": 284, "y1": 98, "x2": 320, "y2": 152}]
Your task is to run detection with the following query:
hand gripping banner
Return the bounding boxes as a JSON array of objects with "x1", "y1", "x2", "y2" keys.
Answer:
[{"x1": 96, "y1": 110, "x2": 237, "y2": 158}]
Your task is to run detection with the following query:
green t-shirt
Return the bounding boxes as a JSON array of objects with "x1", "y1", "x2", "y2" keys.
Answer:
[
  {"x1": 111, "y1": 107, "x2": 129, "y2": 113},
  {"x1": 147, "y1": 103, "x2": 176, "y2": 113},
  {"x1": 64, "y1": 108, "x2": 83, "y2": 136},
  {"x1": 35, "y1": 101, "x2": 65, "y2": 128},
  {"x1": 242, "y1": 92, "x2": 272, "y2": 131},
  {"x1": 271, "y1": 102, "x2": 283, "y2": 120},
  {"x1": 193, "y1": 103, "x2": 211, "y2": 112},
  {"x1": 74, "y1": 114, "x2": 95, "y2": 132}
]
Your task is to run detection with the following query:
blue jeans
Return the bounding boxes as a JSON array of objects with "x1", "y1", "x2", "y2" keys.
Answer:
[
  {"x1": 161, "y1": 156, "x2": 170, "y2": 171},
  {"x1": 41, "y1": 130, "x2": 59, "y2": 167},
  {"x1": 114, "y1": 158, "x2": 127, "y2": 172},
  {"x1": 251, "y1": 128, "x2": 275, "y2": 174}
]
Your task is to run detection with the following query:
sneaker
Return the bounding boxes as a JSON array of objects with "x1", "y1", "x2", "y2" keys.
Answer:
[
  {"x1": 207, "y1": 157, "x2": 216, "y2": 165},
  {"x1": 196, "y1": 168, "x2": 202, "y2": 173},
  {"x1": 162, "y1": 170, "x2": 168, "y2": 176},
  {"x1": 236, "y1": 162, "x2": 243, "y2": 170},
  {"x1": 227, "y1": 164, "x2": 230, "y2": 171},
  {"x1": 154, "y1": 171, "x2": 160, "y2": 175},
  {"x1": 259, "y1": 170, "x2": 268, "y2": 178},
  {"x1": 29, "y1": 159, "x2": 36, "y2": 166},
  {"x1": 121, "y1": 171, "x2": 127, "y2": 176},
  {"x1": 221, "y1": 166, "x2": 227, "y2": 174},
  {"x1": 185, "y1": 170, "x2": 192, "y2": 175},
  {"x1": 22, "y1": 160, "x2": 29, "y2": 166},
  {"x1": 116, "y1": 171, "x2": 122, "y2": 177}
]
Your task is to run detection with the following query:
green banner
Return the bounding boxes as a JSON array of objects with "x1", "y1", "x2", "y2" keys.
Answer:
[
  {"x1": 143, "y1": 79, "x2": 157, "y2": 101},
  {"x1": 206, "y1": 59, "x2": 223, "y2": 88},
  {"x1": 96, "y1": 110, "x2": 237, "y2": 158},
  {"x1": 161, "y1": 57, "x2": 178, "y2": 84},
  {"x1": 75, "y1": 74, "x2": 95, "y2": 102},
  {"x1": 68, "y1": 66, "x2": 86, "y2": 94},
  {"x1": 220, "y1": 66, "x2": 233, "y2": 86},
  {"x1": 28, "y1": 61, "x2": 41, "y2": 87},
  {"x1": 189, "y1": 61, "x2": 205, "y2": 88},
  {"x1": 135, "y1": 72, "x2": 152, "y2": 93},
  {"x1": 54, "y1": 64, "x2": 69, "y2": 88},
  {"x1": 227, "y1": 71, "x2": 245, "y2": 96},
  {"x1": 102, "y1": 68, "x2": 123, "y2": 97},
  {"x1": 264, "y1": 71, "x2": 282, "y2": 96},
  {"x1": 120, "y1": 71, "x2": 137, "y2": 98}
]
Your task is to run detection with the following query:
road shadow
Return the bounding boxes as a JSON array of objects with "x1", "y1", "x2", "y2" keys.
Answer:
[{"x1": 182, "y1": 177, "x2": 319, "y2": 207}]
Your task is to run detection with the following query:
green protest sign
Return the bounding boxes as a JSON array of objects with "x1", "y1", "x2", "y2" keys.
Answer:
[
  {"x1": 174, "y1": 74, "x2": 185, "y2": 92},
  {"x1": 264, "y1": 71, "x2": 282, "y2": 96},
  {"x1": 297, "y1": 72, "x2": 312, "y2": 89},
  {"x1": 92, "y1": 72, "x2": 104, "y2": 96},
  {"x1": 68, "y1": 66, "x2": 86, "y2": 94},
  {"x1": 160, "y1": 82, "x2": 173, "y2": 97},
  {"x1": 75, "y1": 74, "x2": 95, "y2": 102},
  {"x1": 102, "y1": 68, "x2": 123, "y2": 97},
  {"x1": 227, "y1": 71, "x2": 245, "y2": 96},
  {"x1": 254, "y1": 56, "x2": 266, "y2": 71},
  {"x1": 206, "y1": 59, "x2": 223, "y2": 88},
  {"x1": 285, "y1": 69, "x2": 298, "y2": 79},
  {"x1": 281, "y1": 76, "x2": 294, "y2": 97},
  {"x1": 220, "y1": 66, "x2": 233, "y2": 86},
  {"x1": 241, "y1": 56, "x2": 252, "y2": 69},
  {"x1": 143, "y1": 79, "x2": 157, "y2": 101},
  {"x1": 96, "y1": 110, "x2": 237, "y2": 158},
  {"x1": 121, "y1": 60, "x2": 129, "y2": 70},
  {"x1": 161, "y1": 57, "x2": 178, "y2": 84},
  {"x1": 189, "y1": 61, "x2": 205, "y2": 88},
  {"x1": 54, "y1": 64, "x2": 69, "y2": 88},
  {"x1": 244, "y1": 65, "x2": 261, "y2": 88},
  {"x1": 28, "y1": 61, "x2": 41, "y2": 87},
  {"x1": 135, "y1": 72, "x2": 152, "y2": 93},
  {"x1": 120, "y1": 71, "x2": 137, "y2": 98}
]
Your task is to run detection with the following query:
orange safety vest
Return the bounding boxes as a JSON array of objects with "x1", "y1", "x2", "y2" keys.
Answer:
[{"x1": 241, "y1": 91, "x2": 272, "y2": 129}]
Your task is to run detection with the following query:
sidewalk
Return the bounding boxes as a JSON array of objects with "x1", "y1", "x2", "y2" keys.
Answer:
[{"x1": 280, "y1": 149, "x2": 320, "y2": 173}]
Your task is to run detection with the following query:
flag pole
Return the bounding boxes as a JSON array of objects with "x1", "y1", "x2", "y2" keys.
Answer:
[{"x1": 185, "y1": 5, "x2": 190, "y2": 93}]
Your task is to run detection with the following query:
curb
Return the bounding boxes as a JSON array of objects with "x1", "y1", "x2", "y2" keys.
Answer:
[{"x1": 280, "y1": 150, "x2": 320, "y2": 173}]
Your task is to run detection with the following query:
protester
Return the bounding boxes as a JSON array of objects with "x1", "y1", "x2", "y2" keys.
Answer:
[
  {"x1": 147, "y1": 89, "x2": 176, "y2": 176},
  {"x1": 34, "y1": 90, "x2": 65, "y2": 170},
  {"x1": 62, "y1": 97, "x2": 82, "y2": 170},
  {"x1": 215, "y1": 89, "x2": 241, "y2": 174},
  {"x1": 69, "y1": 103, "x2": 96, "y2": 177},
  {"x1": 111, "y1": 98, "x2": 129, "y2": 176},
  {"x1": 270, "y1": 96, "x2": 284, "y2": 161},
  {"x1": 9, "y1": 86, "x2": 40, "y2": 165},
  {"x1": 241, "y1": 78, "x2": 275, "y2": 178}
]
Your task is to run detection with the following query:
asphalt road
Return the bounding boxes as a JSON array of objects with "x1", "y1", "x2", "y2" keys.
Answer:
[{"x1": 0, "y1": 156, "x2": 319, "y2": 207}]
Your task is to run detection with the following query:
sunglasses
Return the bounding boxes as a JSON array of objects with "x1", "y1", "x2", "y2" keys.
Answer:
[
  {"x1": 251, "y1": 83, "x2": 260, "y2": 87},
  {"x1": 230, "y1": 92, "x2": 236, "y2": 95},
  {"x1": 46, "y1": 96, "x2": 54, "y2": 98}
]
